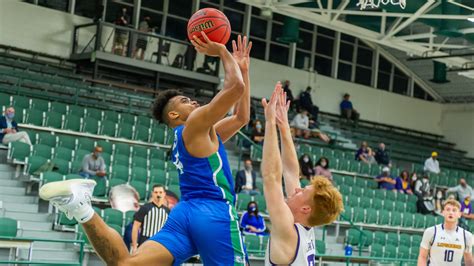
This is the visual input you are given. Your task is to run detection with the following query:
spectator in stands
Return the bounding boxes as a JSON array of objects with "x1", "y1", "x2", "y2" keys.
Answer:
[
  {"x1": 290, "y1": 109, "x2": 311, "y2": 139},
  {"x1": 355, "y1": 141, "x2": 376, "y2": 164},
  {"x1": 423, "y1": 152, "x2": 440, "y2": 174},
  {"x1": 434, "y1": 189, "x2": 445, "y2": 214},
  {"x1": 299, "y1": 154, "x2": 315, "y2": 180},
  {"x1": 0, "y1": 107, "x2": 32, "y2": 145},
  {"x1": 376, "y1": 167, "x2": 396, "y2": 191},
  {"x1": 251, "y1": 120, "x2": 265, "y2": 145},
  {"x1": 282, "y1": 80, "x2": 295, "y2": 105},
  {"x1": 446, "y1": 178, "x2": 474, "y2": 202},
  {"x1": 461, "y1": 196, "x2": 474, "y2": 220},
  {"x1": 299, "y1": 86, "x2": 319, "y2": 123},
  {"x1": 240, "y1": 201, "x2": 267, "y2": 236},
  {"x1": 314, "y1": 157, "x2": 332, "y2": 181},
  {"x1": 79, "y1": 146, "x2": 107, "y2": 179},
  {"x1": 395, "y1": 170, "x2": 413, "y2": 194},
  {"x1": 235, "y1": 159, "x2": 259, "y2": 195},
  {"x1": 133, "y1": 16, "x2": 151, "y2": 60},
  {"x1": 131, "y1": 184, "x2": 170, "y2": 254},
  {"x1": 340, "y1": 93, "x2": 359, "y2": 123},
  {"x1": 113, "y1": 7, "x2": 131, "y2": 56},
  {"x1": 374, "y1": 143, "x2": 391, "y2": 167},
  {"x1": 414, "y1": 174, "x2": 435, "y2": 214}
]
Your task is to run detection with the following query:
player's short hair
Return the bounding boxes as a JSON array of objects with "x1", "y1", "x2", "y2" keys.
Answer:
[
  {"x1": 307, "y1": 176, "x2": 344, "y2": 227},
  {"x1": 152, "y1": 89, "x2": 182, "y2": 124},
  {"x1": 443, "y1": 199, "x2": 461, "y2": 210}
]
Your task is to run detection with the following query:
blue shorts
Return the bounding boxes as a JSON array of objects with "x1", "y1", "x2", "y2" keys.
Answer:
[{"x1": 149, "y1": 199, "x2": 247, "y2": 266}]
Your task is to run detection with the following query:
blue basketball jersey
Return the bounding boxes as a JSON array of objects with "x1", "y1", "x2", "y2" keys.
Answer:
[{"x1": 170, "y1": 125, "x2": 236, "y2": 203}]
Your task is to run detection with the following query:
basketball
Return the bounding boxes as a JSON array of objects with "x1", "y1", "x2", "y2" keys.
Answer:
[{"x1": 187, "y1": 8, "x2": 231, "y2": 45}]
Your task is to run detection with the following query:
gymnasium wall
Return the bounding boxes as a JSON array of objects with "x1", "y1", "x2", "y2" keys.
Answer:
[{"x1": 440, "y1": 104, "x2": 474, "y2": 157}]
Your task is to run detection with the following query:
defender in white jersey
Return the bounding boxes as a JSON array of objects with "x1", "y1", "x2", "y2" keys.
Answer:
[
  {"x1": 418, "y1": 199, "x2": 474, "y2": 266},
  {"x1": 260, "y1": 84, "x2": 343, "y2": 265}
]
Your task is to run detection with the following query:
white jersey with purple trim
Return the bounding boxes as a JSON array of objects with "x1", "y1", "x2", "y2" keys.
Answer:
[
  {"x1": 265, "y1": 223, "x2": 316, "y2": 266},
  {"x1": 420, "y1": 223, "x2": 472, "y2": 266}
]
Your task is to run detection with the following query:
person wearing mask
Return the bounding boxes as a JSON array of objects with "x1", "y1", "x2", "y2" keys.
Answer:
[
  {"x1": 375, "y1": 167, "x2": 396, "y2": 191},
  {"x1": 314, "y1": 157, "x2": 332, "y2": 181},
  {"x1": 424, "y1": 152, "x2": 440, "y2": 174},
  {"x1": 299, "y1": 86, "x2": 319, "y2": 123},
  {"x1": 374, "y1": 143, "x2": 390, "y2": 166},
  {"x1": 0, "y1": 107, "x2": 31, "y2": 145},
  {"x1": 298, "y1": 154, "x2": 315, "y2": 180},
  {"x1": 131, "y1": 184, "x2": 170, "y2": 254},
  {"x1": 447, "y1": 178, "x2": 474, "y2": 202},
  {"x1": 434, "y1": 189, "x2": 445, "y2": 214},
  {"x1": 355, "y1": 141, "x2": 376, "y2": 164},
  {"x1": 340, "y1": 93, "x2": 359, "y2": 123},
  {"x1": 239, "y1": 201, "x2": 267, "y2": 236},
  {"x1": 290, "y1": 109, "x2": 311, "y2": 139},
  {"x1": 79, "y1": 146, "x2": 107, "y2": 179},
  {"x1": 251, "y1": 120, "x2": 264, "y2": 145},
  {"x1": 395, "y1": 170, "x2": 413, "y2": 194},
  {"x1": 414, "y1": 174, "x2": 435, "y2": 214},
  {"x1": 235, "y1": 159, "x2": 259, "y2": 195}
]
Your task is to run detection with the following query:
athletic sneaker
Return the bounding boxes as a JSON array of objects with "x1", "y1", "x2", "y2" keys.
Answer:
[{"x1": 39, "y1": 179, "x2": 96, "y2": 223}]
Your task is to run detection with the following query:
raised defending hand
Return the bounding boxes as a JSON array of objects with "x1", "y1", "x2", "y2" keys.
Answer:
[
  {"x1": 191, "y1": 31, "x2": 226, "y2": 57},
  {"x1": 275, "y1": 87, "x2": 291, "y2": 128},
  {"x1": 262, "y1": 82, "x2": 282, "y2": 123},
  {"x1": 232, "y1": 35, "x2": 252, "y2": 72}
]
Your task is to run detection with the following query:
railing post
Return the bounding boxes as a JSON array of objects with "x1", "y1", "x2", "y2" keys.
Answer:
[
  {"x1": 95, "y1": 22, "x2": 103, "y2": 52},
  {"x1": 79, "y1": 241, "x2": 84, "y2": 264}
]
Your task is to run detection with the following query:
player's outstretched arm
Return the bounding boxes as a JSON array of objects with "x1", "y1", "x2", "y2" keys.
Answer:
[
  {"x1": 184, "y1": 32, "x2": 244, "y2": 137},
  {"x1": 215, "y1": 35, "x2": 252, "y2": 142},
  {"x1": 465, "y1": 253, "x2": 474, "y2": 266},
  {"x1": 261, "y1": 83, "x2": 298, "y2": 264},
  {"x1": 274, "y1": 88, "x2": 301, "y2": 197},
  {"x1": 417, "y1": 248, "x2": 428, "y2": 266}
]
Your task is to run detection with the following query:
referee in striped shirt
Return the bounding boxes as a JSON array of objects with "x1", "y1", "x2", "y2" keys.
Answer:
[{"x1": 131, "y1": 184, "x2": 170, "y2": 254}]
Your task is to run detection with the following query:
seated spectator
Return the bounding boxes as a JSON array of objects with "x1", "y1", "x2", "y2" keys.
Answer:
[
  {"x1": 314, "y1": 157, "x2": 332, "y2": 181},
  {"x1": 240, "y1": 201, "x2": 267, "y2": 236},
  {"x1": 461, "y1": 196, "x2": 474, "y2": 220},
  {"x1": 355, "y1": 141, "x2": 376, "y2": 164},
  {"x1": 395, "y1": 170, "x2": 413, "y2": 194},
  {"x1": 299, "y1": 86, "x2": 319, "y2": 123},
  {"x1": 290, "y1": 109, "x2": 311, "y2": 139},
  {"x1": 374, "y1": 143, "x2": 391, "y2": 166},
  {"x1": 423, "y1": 152, "x2": 440, "y2": 174},
  {"x1": 0, "y1": 107, "x2": 32, "y2": 145},
  {"x1": 299, "y1": 154, "x2": 315, "y2": 180},
  {"x1": 414, "y1": 174, "x2": 435, "y2": 214},
  {"x1": 340, "y1": 93, "x2": 359, "y2": 123},
  {"x1": 283, "y1": 80, "x2": 295, "y2": 107},
  {"x1": 251, "y1": 120, "x2": 265, "y2": 145},
  {"x1": 375, "y1": 167, "x2": 396, "y2": 191},
  {"x1": 235, "y1": 159, "x2": 259, "y2": 195},
  {"x1": 447, "y1": 178, "x2": 473, "y2": 202},
  {"x1": 434, "y1": 189, "x2": 445, "y2": 214},
  {"x1": 79, "y1": 146, "x2": 107, "y2": 179}
]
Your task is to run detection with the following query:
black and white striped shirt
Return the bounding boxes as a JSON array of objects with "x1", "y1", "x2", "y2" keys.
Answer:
[{"x1": 134, "y1": 202, "x2": 170, "y2": 245}]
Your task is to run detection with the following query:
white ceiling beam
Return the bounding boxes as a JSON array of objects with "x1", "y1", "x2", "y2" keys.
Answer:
[
  {"x1": 448, "y1": 0, "x2": 474, "y2": 11},
  {"x1": 331, "y1": 0, "x2": 350, "y2": 22},
  {"x1": 398, "y1": 33, "x2": 434, "y2": 40}
]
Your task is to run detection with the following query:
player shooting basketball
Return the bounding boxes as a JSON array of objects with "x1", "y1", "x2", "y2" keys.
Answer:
[
  {"x1": 39, "y1": 32, "x2": 252, "y2": 266},
  {"x1": 260, "y1": 83, "x2": 344, "y2": 265}
]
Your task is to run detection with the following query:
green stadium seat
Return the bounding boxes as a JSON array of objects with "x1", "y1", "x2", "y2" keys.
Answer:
[
  {"x1": 51, "y1": 158, "x2": 70, "y2": 175},
  {"x1": 300, "y1": 178, "x2": 310, "y2": 187},
  {"x1": 406, "y1": 201, "x2": 417, "y2": 213},
  {"x1": 68, "y1": 105, "x2": 86, "y2": 117},
  {"x1": 370, "y1": 244, "x2": 383, "y2": 257},
  {"x1": 367, "y1": 179, "x2": 378, "y2": 189},
  {"x1": 244, "y1": 234, "x2": 262, "y2": 255},
  {"x1": 434, "y1": 215, "x2": 443, "y2": 225},
  {"x1": 44, "y1": 111, "x2": 63, "y2": 129},
  {"x1": 111, "y1": 165, "x2": 130, "y2": 181},
  {"x1": 51, "y1": 102, "x2": 68, "y2": 114},
  {"x1": 57, "y1": 135, "x2": 76, "y2": 149},
  {"x1": 359, "y1": 196, "x2": 371, "y2": 209},
  {"x1": 104, "y1": 110, "x2": 120, "y2": 123},
  {"x1": 150, "y1": 149, "x2": 167, "y2": 161},
  {"x1": 386, "y1": 232, "x2": 398, "y2": 246},
  {"x1": 58, "y1": 212, "x2": 77, "y2": 226},
  {"x1": 425, "y1": 215, "x2": 436, "y2": 227},
  {"x1": 352, "y1": 207, "x2": 365, "y2": 223},
  {"x1": 352, "y1": 186, "x2": 363, "y2": 197},
  {"x1": 125, "y1": 210, "x2": 135, "y2": 225},
  {"x1": 12, "y1": 95, "x2": 31, "y2": 109},
  {"x1": 378, "y1": 210, "x2": 390, "y2": 225},
  {"x1": 168, "y1": 184, "x2": 181, "y2": 199},
  {"x1": 315, "y1": 240, "x2": 326, "y2": 255},
  {"x1": 399, "y1": 233, "x2": 411, "y2": 247},
  {"x1": 131, "y1": 167, "x2": 148, "y2": 183},
  {"x1": 25, "y1": 109, "x2": 44, "y2": 126},
  {"x1": 237, "y1": 193, "x2": 252, "y2": 211},
  {"x1": 114, "y1": 143, "x2": 131, "y2": 156},
  {"x1": 384, "y1": 244, "x2": 398, "y2": 258},
  {"x1": 70, "y1": 161, "x2": 82, "y2": 173},
  {"x1": 338, "y1": 184, "x2": 351, "y2": 195},
  {"x1": 23, "y1": 129, "x2": 37, "y2": 144},
  {"x1": 372, "y1": 231, "x2": 386, "y2": 245},
  {"x1": 135, "y1": 125, "x2": 151, "y2": 142},
  {"x1": 332, "y1": 174, "x2": 344, "y2": 185},
  {"x1": 41, "y1": 171, "x2": 64, "y2": 185},
  {"x1": 150, "y1": 169, "x2": 167, "y2": 186},
  {"x1": 168, "y1": 172, "x2": 179, "y2": 186},
  {"x1": 403, "y1": 213, "x2": 414, "y2": 227},
  {"x1": 414, "y1": 213, "x2": 425, "y2": 228},
  {"x1": 64, "y1": 114, "x2": 82, "y2": 131},
  {"x1": 151, "y1": 124, "x2": 166, "y2": 144},
  {"x1": 370, "y1": 165, "x2": 382, "y2": 176},
  {"x1": 0, "y1": 217, "x2": 18, "y2": 237},
  {"x1": 150, "y1": 159, "x2": 166, "y2": 171},
  {"x1": 74, "y1": 149, "x2": 90, "y2": 162},
  {"x1": 398, "y1": 193, "x2": 409, "y2": 203},
  {"x1": 65, "y1": 174, "x2": 83, "y2": 180},
  {"x1": 113, "y1": 154, "x2": 130, "y2": 167},
  {"x1": 132, "y1": 145, "x2": 149, "y2": 159},
  {"x1": 37, "y1": 132, "x2": 57, "y2": 147},
  {"x1": 0, "y1": 93, "x2": 11, "y2": 107},
  {"x1": 338, "y1": 159, "x2": 351, "y2": 171},
  {"x1": 96, "y1": 140, "x2": 113, "y2": 154},
  {"x1": 120, "y1": 113, "x2": 136, "y2": 125},
  {"x1": 117, "y1": 123, "x2": 134, "y2": 139},
  {"x1": 343, "y1": 176, "x2": 356, "y2": 186},
  {"x1": 103, "y1": 208, "x2": 124, "y2": 227},
  {"x1": 131, "y1": 157, "x2": 148, "y2": 169},
  {"x1": 394, "y1": 201, "x2": 406, "y2": 212},
  {"x1": 82, "y1": 117, "x2": 99, "y2": 134},
  {"x1": 13, "y1": 108, "x2": 25, "y2": 123},
  {"x1": 390, "y1": 211, "x2": 402, "y2": 227},
  {"x1": 385, "y1": 190, "x2": 397, "y2": 201},
  {"x1": 31, "y1": 98, "x2": 49, "y2": 112},
  {"x1": 411, "y1": 235, "x2": 422, "y2": 248},
  {"x1": 346, "y1": 228, "x2": 368, "y2": 247},
  {"x1": 374, "y1": 189, "x2": 386, "y2": 200},
  {"x1": 85, "y1": 107, "x2": 103, "y2": 121},
  {"x1": 349, "y1": 161, "x2": 361, "y2": 173},
  {"x1": 372, "y1": 199, "x2": 383, "y2": 210},
  {"x1": 254, "y1": 195, "x2": 267, "y2": 213},
  {"x1": 54, "y1": 146, "x2": 73, "y2": 162},
  {"x1": 360, "y1": 164, "x2": 371, "y2": 175},
  {"x1": 366, "y1": 208, "x2": 377, "y2": 224},
  {"x1": 354, "y1": 177, "x2": 366, "y2": 187},
  {"x1": 25, "y1": 155, "x2": 48, "y2": 175},
  {"x1": 137, "y1": 116, "x2": 152, "y2": 127},
  {"x1": 129, "y1": 180, "x2": 147, "y2": 201},
  {"x1": 346, "y1": 195, "x2": 358, "y2": 208},
  {"x1": 108, "y1": 179, "x2": 126, "y2": 192},
  {"x1": 101, "y1": 120, "x2": 117, "y2": 137},
  {"x1": 32, "y1": 144, "x2": 52, "y2": 159},
  {"x1": 384, "y1": 200, "x2": 395, "y2": 211},
  {"x1": 92, "y1": 176, "x2": 107, "y2": 197}
]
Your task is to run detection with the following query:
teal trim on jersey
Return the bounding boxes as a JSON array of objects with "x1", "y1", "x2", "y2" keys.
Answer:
[{"x1": 208, "y1": 152, "x2": 234, "y2": 203}]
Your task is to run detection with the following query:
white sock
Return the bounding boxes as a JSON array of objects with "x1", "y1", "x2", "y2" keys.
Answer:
[{"x1": 72, "y1": 203, "x2": 95, "y2": 224}]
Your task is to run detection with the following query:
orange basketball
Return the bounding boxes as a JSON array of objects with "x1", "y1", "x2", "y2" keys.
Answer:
[{"x1": 187, "y1": 8, "x2": 231, "y2": 45}]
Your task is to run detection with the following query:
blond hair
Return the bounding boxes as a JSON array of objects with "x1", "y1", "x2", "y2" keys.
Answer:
[
  {"x1": 307, "y1": 176, "x2": 344, "y2": 227},
  {"x1": 443, "y1": 199, "x2": 461, "y2": 210}
]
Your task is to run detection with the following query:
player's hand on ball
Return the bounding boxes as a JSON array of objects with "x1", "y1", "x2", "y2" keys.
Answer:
[
  {"x1": 262, "y1": 82, "x2": 282, "y2": 123},
  {"x1": 191, "y1": 31, "x2": 226, "y2": 57},
  {"x1": 232, "y1": 35, "x2": 252, "y2": 72}
]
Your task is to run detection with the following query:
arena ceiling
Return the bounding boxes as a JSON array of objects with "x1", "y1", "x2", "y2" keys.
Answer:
[{"x1": 239, "y1": 0, "x2": 474, "y2": 103}]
